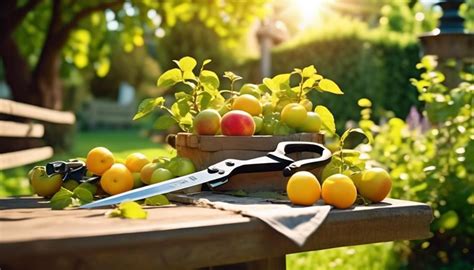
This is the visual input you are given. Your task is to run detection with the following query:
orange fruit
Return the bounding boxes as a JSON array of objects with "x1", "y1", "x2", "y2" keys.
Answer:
[
  {"x1": 86, "y1": 147, "x2": 114, "y2": 175},
  {"x1": 125, "y1": 153, "x2": 150, "y2": 173},
  {"x1": 322, "y1": 174, "x2": 357, "y2": 209},
  {"x1": 286, "y1": 171, "x2": 321, "y2": 206},
  {"x1": 231, "y1": 94, "x2": 262, "y2": 116},
  {"x1": 100, "y1": 163, "x2": 134, "y2": 195}
]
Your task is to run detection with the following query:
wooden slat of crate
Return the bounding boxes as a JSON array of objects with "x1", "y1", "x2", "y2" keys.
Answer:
[
  {"x1": 176, "y1": 133, "x2": 324, "y2": 151},
  {"x1": 0, "y1": 99, "x2": 75, "y2": 124},
  {"x1": 0, "y1": 120, "x2": 44, "y2": 138},
  {"x1": 0, "y1": 146, "x2": 53, "y2": 170}
]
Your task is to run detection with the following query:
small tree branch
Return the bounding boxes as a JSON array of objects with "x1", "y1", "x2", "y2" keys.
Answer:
[
  {"x1": 58, "y1": 0, "x2": 124, "y2": 39},
  {"x1": 0, "y1": 0, "x2": 42, "y2": 49},
  {"x1": 12, "y1": 0, "x2": 42, "y2": 27}
]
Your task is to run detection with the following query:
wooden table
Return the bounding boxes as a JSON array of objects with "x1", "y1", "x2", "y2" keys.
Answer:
[{"x1": 0, "y1": 197, "x2": 432, "y2": 270}]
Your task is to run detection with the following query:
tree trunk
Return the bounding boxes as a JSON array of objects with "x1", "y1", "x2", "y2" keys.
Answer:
[
  {"x1": 31, "y1": 46, "x2": 63, "y2": 110},
  {"x1": 0, "y1": 36, "x2": 39, "y2": 106}
]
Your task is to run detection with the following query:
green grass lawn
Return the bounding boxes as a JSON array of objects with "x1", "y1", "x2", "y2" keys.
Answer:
[{"x1": 0, "y1": 129, "x2": 401, "y2": 269}]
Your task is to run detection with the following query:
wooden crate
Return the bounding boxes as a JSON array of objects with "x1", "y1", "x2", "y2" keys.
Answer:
[{"x1": 170, "y1": 132, "x2": 326, "y2": 193}]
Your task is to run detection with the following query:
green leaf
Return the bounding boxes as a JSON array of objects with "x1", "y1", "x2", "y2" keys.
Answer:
[
  {"x1": 73, "y1": 188, "x2": 93, "y2": 204},
  {"x1": 357, "y1": 98, "x2": 372, "y2": 108},
  {"x1": 133, "y1": 97, "x2": 165, "y2": 120},
  {"x1": 302, "y1": 65, "x2": 317, "y2": 77},
  {"x1": 223, "y1": 71, "x2": 242, "y2": 81},
  {"x1": 273, "y1": 73, "x2": 291, "y2": 90},
  {"x1": 183, "y1": 70, "x2": 196, "y2": 80},
  {"x1": 411, "y1": 182, "x2": 428, "y2": 193},
  {"x1": 175, "y1": 56, "x2": 197, "y2": 72},
  {"x1": 263, "y1": 78, "x2": 277, "y2": 92},
  {"x1": 154, "y1": 114, "x2": 176, "y2": 130},
  {"x1": 302, "y1": 77, "x2": 316, "y2": 89},
  {"x1": 50, "y1": 188, "x2": 73, "y2": 210},
  {"x1": 315, "y1": 105, "x2": 336, "y2": 135},
  {"x1": 157, "y1": 68, "x2": 182, "y2": 88},
  {"x1": 437, "y1": 210, "x2": 459, "y2": 230},
  {"x1": 202, "y1": 59, "x2": 212, "y2": 67},
  {"x1": 176, "y1": 98, "x2": 191, "y2": 117},
  {"x1": 144, "y1": 195, "x2": 170, "y2": 206},
  {"x1": 77, "y1": 182, "x2": 97, "y2": 195},
  {"x1": 200, "y1": 70, "x2": 219, "y2": 90},
  {"x1": 199, "y1": 91, "x2": 213, "y2": 109},
  {"x1": 119, "y1": 201, "x2": 148, "y2": 219},
  {"x1": 340, "y1": 128, "x2": 372, "y2": 149},
  {"x1": 318, "y1": 79, "x2": 344, "y2": 95}
]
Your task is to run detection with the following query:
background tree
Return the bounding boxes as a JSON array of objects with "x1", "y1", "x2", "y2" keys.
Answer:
[{"x1": 0, "y1": 0, "x2": 268, "y2": 110}]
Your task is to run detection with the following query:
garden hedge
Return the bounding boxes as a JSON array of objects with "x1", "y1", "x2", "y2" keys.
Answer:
[{"x1": 237, "y1": 23, "x2": 422, "y2": 130}]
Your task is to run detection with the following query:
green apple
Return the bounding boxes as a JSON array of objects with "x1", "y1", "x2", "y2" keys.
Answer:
[
  {"x1": 253, "y1": 116, "x2": 263, "y2": 134},
  {"x1": 273, "y1": 122, "x2": 295, "y2": 136},
  {"x1": 300, "y1": 112, "x2": 322, "y2": 133},
  {"x1": 167, "y1": 157, "x2": 196, "y2": 177},
  {"x1": 261, "y1": 117, "x2": 278, "y2": 135},
  {"x1": 239, "y1": 83, "x2": 261, "y2": 99},
  {"x1": 262, "y1": 102, "x2": 274, "y2": 116},
  {"x1": 132, "y1": 172, "x2": 144, "y2": 188},
  {"x1": 150, "y1": 168, "x2": 174, "y2": 184},
  {"x1": 299, "y1": 99, "x2": 313, "y2": 112},
  {"x1": 30, "y1": 166, "x2": 63, "y2": 197},
  {"x1": 140, "y1": 162, "x2": 161, "y2": 184},
  {"x1": 281, "y1": 103, "x2": 307, "y2": 129}
]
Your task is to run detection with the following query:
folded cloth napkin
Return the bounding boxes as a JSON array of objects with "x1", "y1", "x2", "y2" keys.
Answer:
[{"x1": 171, "y1": 192, "x2": 332, "y2": 246}]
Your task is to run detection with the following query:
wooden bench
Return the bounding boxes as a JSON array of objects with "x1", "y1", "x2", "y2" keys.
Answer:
[
  {"x1": 0, "y1": 197, "x2": 432, "y2": 270},
  {"x1": 0, "y1": 99, "x2": 75, "y2": 170}
]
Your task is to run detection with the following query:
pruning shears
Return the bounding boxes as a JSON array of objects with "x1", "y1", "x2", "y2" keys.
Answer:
[
  {"x1": 80, "y1": 141, "x2": 332, "y2": 209},
  {"x1": 46, "y1": 160, "x2": 98, "y2": 183}
]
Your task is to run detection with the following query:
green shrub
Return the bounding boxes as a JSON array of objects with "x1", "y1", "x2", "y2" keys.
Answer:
[
  {"x1": 366, "y1": 56, "x2": 473, "y2": 269},
  {"x1": 237, "y1": 20, "x2": 421, "y2": 131}
]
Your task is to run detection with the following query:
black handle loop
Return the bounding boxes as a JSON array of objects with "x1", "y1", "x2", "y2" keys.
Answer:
[{"x1": 269, "y1": 141, "x2": 332, "y2": 177}]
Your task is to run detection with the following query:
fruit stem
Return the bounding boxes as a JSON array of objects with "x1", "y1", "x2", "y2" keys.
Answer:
[
  {"x1": 230, "y1": 79, "x2": 236, "y2": 98},
  {"x1": 297, "y1": 74, "x2": 304, "y2": 102},
  {"x1": 339, "y1": 141, "x2": 344, "y2": 174},
  {"x1": 192, "y1": 82, "x2": 201, "y2": 114}
]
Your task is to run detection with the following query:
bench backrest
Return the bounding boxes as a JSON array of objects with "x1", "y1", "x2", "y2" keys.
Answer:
[{"x1": 0, "y1": 99, "x2": 75, "y2": 170}]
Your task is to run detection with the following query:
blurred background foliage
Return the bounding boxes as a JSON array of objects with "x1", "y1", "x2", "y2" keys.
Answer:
[{"x1": 1, "y1": 0, "x2": 473, "y2": 270}]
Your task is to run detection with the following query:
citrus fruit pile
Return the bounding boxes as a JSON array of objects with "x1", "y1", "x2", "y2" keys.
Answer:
[
  {"x1": 28, "y1": 146, "x2": 196, "y2": 205},
  {"x1": 286, "y1": 168, "x2": 392, "y2": 209}
]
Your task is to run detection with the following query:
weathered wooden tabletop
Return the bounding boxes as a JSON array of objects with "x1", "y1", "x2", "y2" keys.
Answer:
[{"x1": 0, "y1": 197, "x2": 432, "y2": 270}]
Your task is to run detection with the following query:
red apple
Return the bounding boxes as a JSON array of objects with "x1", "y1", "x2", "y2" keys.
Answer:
[
  {"x1": 193, "y1": 109, "x2": 221, "y2": 135},
  {"x1": 221, "y1": 110, "x2": 255, "y2": 136}
]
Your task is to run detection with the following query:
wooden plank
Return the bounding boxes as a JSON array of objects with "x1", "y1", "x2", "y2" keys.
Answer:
[
  {"x1": 0, "y1": 99, "x2": 75, "y2": 124},
  {"x1": 175, "y1": 133, "x2": 324, "y2": 152},
  {"x1": 0, "y1": 197, "x2": 432, "y2": 270},
  {"x1": 0, "y1": 146, "x2": 53, "y2": 170},
  {"x1": 0, "y1": 120, "x2": 44, "y2": 138}
]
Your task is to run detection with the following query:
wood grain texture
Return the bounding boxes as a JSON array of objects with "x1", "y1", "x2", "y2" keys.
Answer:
[
  {"x1": 0, "y1": 197, "x2": 432, "y2": 270},
  {"x1": 173, "y1": 132, "x2": 325, "y2": 193},
  {"x1": 0, "y1": 146, "x2": 53, "y2": 170},
  {"x1": 0, "y1": 120, "x2": 44, "y2": 138},
  {"x1": 0, "y1": 98, "x2": 75, "y2": 124}
]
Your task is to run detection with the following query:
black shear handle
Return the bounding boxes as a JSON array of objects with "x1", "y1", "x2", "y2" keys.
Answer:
[{"x1": 270, "y1": 141, "x2": 332, "y2": 177}]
